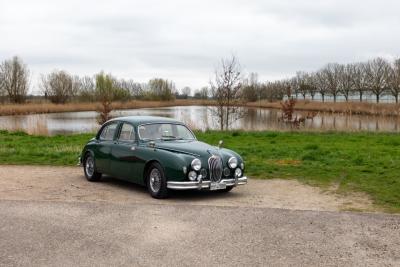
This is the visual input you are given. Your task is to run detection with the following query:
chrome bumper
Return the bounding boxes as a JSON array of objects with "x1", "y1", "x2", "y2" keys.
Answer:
[{"x1": 167, "y1": 176, "x2": 248, "y2": 190}]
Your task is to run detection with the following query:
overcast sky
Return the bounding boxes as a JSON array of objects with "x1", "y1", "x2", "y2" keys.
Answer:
[{"x1": 1, "y1": 0, "x2": 399, "y2": 93}]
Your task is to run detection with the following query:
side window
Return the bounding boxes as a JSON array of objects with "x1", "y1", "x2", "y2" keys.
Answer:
[
  {"x1": 100, "y1": 123, "x2": 118, "y2": 141},
  {"x1": 118, "y1": 123, "x2": 135, "y2": 142}
]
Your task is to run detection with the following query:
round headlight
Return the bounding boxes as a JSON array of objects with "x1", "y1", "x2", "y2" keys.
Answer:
[
  {"x1": 188, "y1": 171, "x2": 197, "y2": 181},
  {"x1": 240, "y1": 162, "x2": 244, "y2": 169},
  {"x1": 191, "y1": 158, "x2": 201, "y2": 171},
  {"x1": 235, "y1": 168, "x2": 242, "y2": 178},
  {"x1": 228, "y1": 157, "x2": 238, "y2": 169}
]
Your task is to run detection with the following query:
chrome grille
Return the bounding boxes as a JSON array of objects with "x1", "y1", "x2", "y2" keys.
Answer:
[{"x1": 208, "y1": 155, "x2": 223, "y2": 182}]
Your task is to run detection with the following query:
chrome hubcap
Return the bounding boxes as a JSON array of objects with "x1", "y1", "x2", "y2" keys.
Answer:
[
  {"x1": 85, "y1": 157, "x2": 94, "y2": 177},
  {"x1": 149, "y1": 168, "x2": 161, "y2": 193}
]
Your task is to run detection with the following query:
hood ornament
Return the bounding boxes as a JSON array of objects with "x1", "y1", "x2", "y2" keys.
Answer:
[{"x1": 218, "y1": 140, "x2": 223, "y2": 149}]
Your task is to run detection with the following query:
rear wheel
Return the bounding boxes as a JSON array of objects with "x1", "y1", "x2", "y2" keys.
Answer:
[
  {"x1": 146, "y1": 162, "x2": 169, "y2": 199},
  {"x1": 83, "y1": 154, "x2": 102, "y2": 182}
]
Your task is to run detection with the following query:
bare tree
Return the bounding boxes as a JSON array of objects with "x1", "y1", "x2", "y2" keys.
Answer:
[
  {"x1": 388, "y1": 58, "x2": 400, "y2": 103},
  {"x1": 290, "y1": 77, "x2": 300, "y2": 99},
  {"x1": 351, "y1": 62, "x2": 368, "y2": 102},
  {"x1": 364, "y1": 58, "x2": 391, "y2": 103},
  {"x1": 194, "y1": 86, "x2": 209, "y2": 99},
  {"x1": 0, "y1": 56, "x2": 29, "y2": 103},
  {"x1": 77, "y1": 76, "x2": 96, "y2": 101},
  {"x1": 323, "y1": 63, "x2": 340, "y2": 102},
  {"x1": 242, "y1": 72, "x2": 260, "y2": 102},
  {"x1": 95, "y1": 72, "x2": 115, "y2": 124},
  {"x1": 338, "y1": 64, "x2": 355, "y2": 101},
  {"x1": 199, "y1": 86, "x2": 209, "y2": 99},
  {"x1": 306, "y1": 73, "x2": 317, "y2": 100},
  {"x1": 181, "y1": 86, "x2": 191, "y2": 98},
  {"x1": 118, "y1": 79, "x2": 142, "y2": 99},
  {"x1": 40, "y1": 70, "x2": 73, "y2": 104},
  {"x1": 314, "y1": 70, "x2": 328, "y2": 102},
  {"x1": 296, "y1": 71, "x2": 308, "y2": 99},
  {"x1": 210, "y1": 55, "x2": 244, "y2": 130},
  {"x1": 281, "y1": 79, "x2": 292, "y2": 99},
  {"x1": 0, "y1": 71, "x2": 6, "y2": 102},
  {"x1": 147, "y1": 78, "x2": 176, "y2": 101}
]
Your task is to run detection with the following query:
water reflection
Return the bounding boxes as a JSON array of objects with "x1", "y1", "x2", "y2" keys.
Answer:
[{"x1": 0, "y1": 106, "x2": 399, "y2": 135}]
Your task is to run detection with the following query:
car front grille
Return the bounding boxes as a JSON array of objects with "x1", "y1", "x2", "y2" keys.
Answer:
[{"x1": 208, "y1": 155, "x2": 223, "y2": 182}]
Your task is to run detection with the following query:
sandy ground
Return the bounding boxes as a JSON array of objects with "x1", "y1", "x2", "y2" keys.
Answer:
[
  {"x1": 0, "y1": 165, "x2": 375, "y2": 212},
  {"x1": 0, "y1": 165, "x2": 399, "y2": 266}
]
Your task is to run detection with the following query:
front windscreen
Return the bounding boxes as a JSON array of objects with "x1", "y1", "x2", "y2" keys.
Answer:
[{"x1": 138, "y1": 123, "x2": 195, "y2": 141}]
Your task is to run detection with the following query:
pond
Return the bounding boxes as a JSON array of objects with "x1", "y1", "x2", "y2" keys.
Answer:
[{"x1": 0, "y1": 105, "x2": 399, "y2": 135}]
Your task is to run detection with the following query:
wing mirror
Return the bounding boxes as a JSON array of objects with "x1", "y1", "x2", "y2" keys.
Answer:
[{"x1": 218, "y1": 140, "x2": 223, "y2": 149}]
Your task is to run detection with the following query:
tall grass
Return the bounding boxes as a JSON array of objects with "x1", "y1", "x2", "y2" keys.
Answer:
[
  {"x1": 1, "y1": 99, "x2": 400, "y2": 117},
  {"x1": 246, "y1": 100, "x2": 400, "y2": 116},
  {"x1": 0, "y1": 99, "x2": 214, "y2": 116}
]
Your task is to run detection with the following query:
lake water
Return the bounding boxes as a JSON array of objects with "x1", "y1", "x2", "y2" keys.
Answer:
[{"x1": 0, "y1": 105, "x2": 400, "y2": 135}]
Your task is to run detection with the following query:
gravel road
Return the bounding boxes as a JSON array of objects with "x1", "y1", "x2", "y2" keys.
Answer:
[{"x1": 0, "y1": 165, "x2": 399, "y2": 266}]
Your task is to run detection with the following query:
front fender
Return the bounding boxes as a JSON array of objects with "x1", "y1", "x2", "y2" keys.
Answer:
[{"x1": 139, "y1": 146, "x2": 194, "y2": 182}]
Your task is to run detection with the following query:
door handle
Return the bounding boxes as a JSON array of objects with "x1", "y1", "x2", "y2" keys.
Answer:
[{"x1": 130, "y1": 146, "x2": 136, "y2": 151}]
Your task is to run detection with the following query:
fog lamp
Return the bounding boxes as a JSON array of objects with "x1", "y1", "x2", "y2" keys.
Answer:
[
  {"x1": 234, "y1": 168, "x2": 242, "y2": 178},
  {"x1": 188, "y1": 171, "x2": 197, "y2": 181}
]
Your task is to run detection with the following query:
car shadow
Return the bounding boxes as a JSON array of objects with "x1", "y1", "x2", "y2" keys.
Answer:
[{"x1": 99, "y1": 175, "x2": 245, "y2": 201}]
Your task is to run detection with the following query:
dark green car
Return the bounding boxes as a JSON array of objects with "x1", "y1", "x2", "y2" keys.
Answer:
[{"x1": 79, "y1": 116, "x2": 247, "y2": 198}]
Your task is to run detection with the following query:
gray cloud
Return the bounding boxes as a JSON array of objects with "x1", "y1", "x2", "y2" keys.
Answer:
[{"x1": 1, "y1": 0, "x2": 399, "y2": 92}]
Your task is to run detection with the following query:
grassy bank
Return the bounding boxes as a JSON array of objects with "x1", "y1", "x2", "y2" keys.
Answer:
[
  {"x1": 1, "y1": 99, "x2": 399, "y2": 117},
  {"x1": 0, "y1": 130, "x2": 399, "y2": 212}
]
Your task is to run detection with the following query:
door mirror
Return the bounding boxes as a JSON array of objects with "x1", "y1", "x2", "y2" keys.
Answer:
[{"x1": 148, "y1": 141, "x2": 156, "y2": 148}]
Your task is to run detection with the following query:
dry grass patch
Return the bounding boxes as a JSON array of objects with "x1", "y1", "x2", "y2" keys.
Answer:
[
  {"x1": 0, "y1": 99, "x2": 214, "y2": 116},
  {"x1": 246, "y1": 100, "x2": 400, "y2": 116}
]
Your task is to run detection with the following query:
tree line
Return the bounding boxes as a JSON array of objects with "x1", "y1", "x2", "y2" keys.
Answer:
[
  {"x1": 1, "y1": 55, "x2": 400, "y2": 105},
  {"x1": 0, "y1": 56, "x2": 180, "y2": 104},
  {"x1": 241, "y1": 57, "x2": 400, "y2": 103}
]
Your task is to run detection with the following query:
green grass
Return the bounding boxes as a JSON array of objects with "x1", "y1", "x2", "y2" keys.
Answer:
[{"x1": 1, "y1": 130, "x2": 400, "y2": 212}]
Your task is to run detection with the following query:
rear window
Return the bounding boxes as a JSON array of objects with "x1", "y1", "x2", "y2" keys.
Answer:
[
  {"x1": 118, "y1": 123, "x2": 135, "y2": 142},
  {"x1": 100, "y1": 123, "x2": 118, "y2": 141}
]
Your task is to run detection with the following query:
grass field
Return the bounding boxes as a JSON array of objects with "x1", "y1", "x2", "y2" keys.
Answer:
[{"x1": 0, "y1": 130, "x2": 399, "y2": 212}]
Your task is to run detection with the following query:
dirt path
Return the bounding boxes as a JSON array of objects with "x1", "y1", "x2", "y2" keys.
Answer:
[
  {"x1": 1, "y1": 165, "x2": 399, "y2": 266},
  {"x1": 0, "y1": 165, "x2": 375, "y2": 212}
]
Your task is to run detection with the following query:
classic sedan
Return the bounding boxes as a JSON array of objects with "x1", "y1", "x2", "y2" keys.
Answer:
[{"x1": 79, "y1": 116, "x2": 247, "y2": 198}]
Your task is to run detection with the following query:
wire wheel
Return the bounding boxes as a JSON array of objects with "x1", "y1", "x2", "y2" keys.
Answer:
[
  {"x1": 85, "y1": 156, "x2": 95, "y2": 177},
  {"x1": 149, "y1": 168, "x2": 162, "y2": 193}
]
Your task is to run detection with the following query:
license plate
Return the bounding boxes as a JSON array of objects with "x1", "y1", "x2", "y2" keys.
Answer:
[{"x1": 210, "y1": 182, "x2": 226, "y2": 190}]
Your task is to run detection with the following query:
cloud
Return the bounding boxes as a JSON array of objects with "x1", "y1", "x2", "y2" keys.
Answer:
[{"x1": 0, "y1": 0, "x2": 399, "y2": 92}]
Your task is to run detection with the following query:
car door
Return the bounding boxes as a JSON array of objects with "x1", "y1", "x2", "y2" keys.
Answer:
[
  {"x1": 95, "y1": 122, "x2": 119, "y2": 174},
  {"x1": 110, "y1": 123, "x2": 141, "y2": 182}
]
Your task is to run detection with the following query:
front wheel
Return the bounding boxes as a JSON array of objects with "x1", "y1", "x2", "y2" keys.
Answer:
[
  {"x1": 146, "y1": 162, "x2": 169, "y2": 199},
  {"x1": 83, "y1": 154, "x2": 102, "y2": 182}
]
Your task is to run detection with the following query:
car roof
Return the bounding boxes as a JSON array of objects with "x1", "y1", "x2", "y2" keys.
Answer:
[{"x1": 107, "y1": 116, "x2": 183, "y2": 126}]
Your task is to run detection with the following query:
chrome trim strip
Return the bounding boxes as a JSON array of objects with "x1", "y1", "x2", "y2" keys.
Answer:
[{"x1": 167, "y1": 177, "x2": 248, "y2": 190}]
